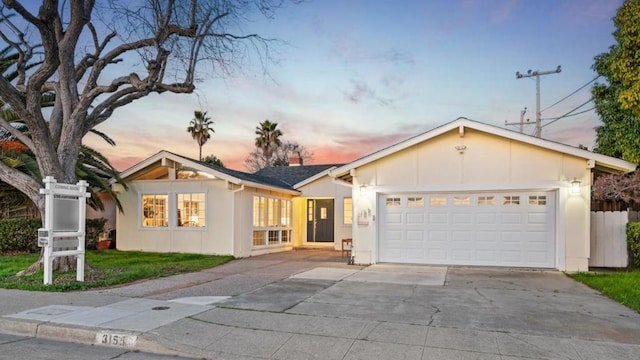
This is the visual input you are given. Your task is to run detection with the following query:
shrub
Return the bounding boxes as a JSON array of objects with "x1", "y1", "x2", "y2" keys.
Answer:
[
  {"x1": 0, "y1": 219, "x2": 41, "y2": 254},
  {"x1": 628, "y1": 222, "x2": 640, "y2": 268},
  {"x1": 0, "y1": 218, "x2": 108, "y2": 254}
]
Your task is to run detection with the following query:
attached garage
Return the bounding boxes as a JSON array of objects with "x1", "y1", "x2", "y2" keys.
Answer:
[
  {"x1": 379, "y1": 192, "x2": 555, "y2": 268},
  {"x1": 330, "y1": 118, "x2": 636, "y2": 272}
]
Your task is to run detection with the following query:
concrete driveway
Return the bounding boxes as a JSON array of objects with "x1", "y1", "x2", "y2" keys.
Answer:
[{"x1": 2, "y1": 248, "x2": 640, "y2": 359}]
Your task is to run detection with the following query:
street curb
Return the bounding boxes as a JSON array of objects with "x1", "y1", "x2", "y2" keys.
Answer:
[
  {"x1": 0, "y1": 318, "x2": 39, "y2": 337},
  {"x1": 0, "y1": 318, "x2": 200, "y2": 359}
]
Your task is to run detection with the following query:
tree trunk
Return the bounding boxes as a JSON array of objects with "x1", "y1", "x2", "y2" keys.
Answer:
[{"x1": 17, "y1": 254, "x2": 77, "y2": 276}]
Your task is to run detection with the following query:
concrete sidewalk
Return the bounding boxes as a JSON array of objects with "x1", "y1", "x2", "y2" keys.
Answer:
[{"x1": 1, "y1": 248, "x2": 640, "y2": 359}]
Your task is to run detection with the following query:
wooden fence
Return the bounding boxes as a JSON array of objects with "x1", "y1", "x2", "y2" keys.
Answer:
[{"x1": 590, "y1": 211, "x2": 629, "y2": 268}]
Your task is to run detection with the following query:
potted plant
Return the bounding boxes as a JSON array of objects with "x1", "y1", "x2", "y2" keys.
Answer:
[{"x1": 96, "y1": 228, "x2": 112, "y2": 250}]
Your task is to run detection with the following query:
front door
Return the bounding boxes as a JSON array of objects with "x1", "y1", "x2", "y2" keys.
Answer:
[{"x1": 306, "y1": 199, "x2": 334, "y2": 242}]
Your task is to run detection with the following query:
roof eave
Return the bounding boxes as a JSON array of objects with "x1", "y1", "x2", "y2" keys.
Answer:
[
  {"x1": 331, "y1": 118, "x2": 637, "y2": 175},
  {"x1": 121, "y1": 151, "x2": 300, "y2": 194},
  {"x1": 293, "y1": 166, "x2": 338, "y2": 189}
]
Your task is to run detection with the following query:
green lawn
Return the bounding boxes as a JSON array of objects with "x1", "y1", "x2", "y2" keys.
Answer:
[
  {"x1": 0, "y1": 250, "x2": 234, "y2": 292},
  {"x1": 569, "y1": 270, "x2": 640, "y2": 312}
]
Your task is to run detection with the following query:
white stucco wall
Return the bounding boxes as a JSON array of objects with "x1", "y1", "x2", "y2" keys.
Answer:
[
  {"x1": 116, "y1": 179, "x2": 234, "y2": 255},
  {"x1": 116, "y1": 179, "x2": 297, "y2": 257},
  {"x1": 350, "y1": 128, "x2": 592, "y2": 271}
]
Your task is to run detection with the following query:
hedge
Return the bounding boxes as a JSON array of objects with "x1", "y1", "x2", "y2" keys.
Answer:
[
  {"x1": 628, "y1": 222, "x2": 640, "y2": 268},
  {"x1": 0, "y1": 218, "x2": 107, "y2": 254}
]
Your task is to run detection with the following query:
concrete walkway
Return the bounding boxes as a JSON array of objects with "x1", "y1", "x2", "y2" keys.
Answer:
[{"x1": 1, "y1": 248, "x2": 639, "y2": 359}]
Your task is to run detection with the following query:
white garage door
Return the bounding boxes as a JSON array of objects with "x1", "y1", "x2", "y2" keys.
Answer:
[{"x1": 379, "y1": 192, "x2": 555, "y2": 268}]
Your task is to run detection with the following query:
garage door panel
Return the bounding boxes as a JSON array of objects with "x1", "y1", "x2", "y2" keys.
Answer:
[
  {"x1": 452, "y1": 230, "x2": 472, "y2": 242},
  {"x1": 386, "y1": 213, "x2": 403, "y2": 225},
  {"x1": 476, "y1": 231, "x2": 497, "y2": 242},
  {"x1": 380, "y1": 192, "x2": 555, "y2": 268},
  {"x1": 476, "y1": 213, "x2": 497, "y2": 224},
  {"x1": 476, "y1": 249, "x2": 498, "y2": 261},
  {"x1": 452, "y1": 213, "x2": 473, "y2": 225},
  {"x1": 427, "y1": 249, "x2": 448, "y2": 261},
  {"x1": 429, "y1": 213, "x2": 448, "y2": 225},
  {"x1": 384, "y1": 230, "x2": 402, "y2": 241},
  {"x1": 527, "y1": 213, "x2": 547, "y2": 225},
  {"x1": 405, "y1": 248, "x2": 425, "y2": 260},
  {"x1": 406, "y1": 213, "x2": 425, "y2": 224},
  {"x1": 452, "y1": 249, "x2": 471, "y2": 261},
  {"x1": 406, "y1": 230, "x2": 424, "y2": 241},
  {"x1": 502, "y1": 213, "x2": 523, "y2": 224}
]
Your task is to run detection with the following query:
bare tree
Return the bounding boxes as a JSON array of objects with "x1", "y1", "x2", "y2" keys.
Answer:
[
  {"x1": 0, "y1": 0, "x2": 294, "y2": 274},
  {"x1": 245, "y1": 140, "x2": 313, "y2": 172}
]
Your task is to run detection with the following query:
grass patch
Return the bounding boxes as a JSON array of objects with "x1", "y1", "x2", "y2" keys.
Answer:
[
  {"x1": 569, "y1": 270, "x2": 640, "y2": 312},
  {"x1": 0, "y1": 250, "x2": 234, "y2": 292}
]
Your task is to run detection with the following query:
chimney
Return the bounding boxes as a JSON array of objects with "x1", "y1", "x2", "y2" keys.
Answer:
[{"x1": 289, "y1": 156, "x2": 302, "y2": 166}]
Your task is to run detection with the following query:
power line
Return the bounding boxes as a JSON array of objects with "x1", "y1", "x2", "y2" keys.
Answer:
[
  {"x1": 541, "y1": 76, "x2": 600, "y2": 113},
  {"x1": 541, "y1": 107, "x2": 596, "y2": 121},
  {"x1": 542, "y1": 98, "x2": 594, "y2": 128}
]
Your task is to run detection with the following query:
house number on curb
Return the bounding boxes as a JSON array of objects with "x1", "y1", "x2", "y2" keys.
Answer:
[{"x1": 95, "y1": 331, "x2": 137, "y2": 349}]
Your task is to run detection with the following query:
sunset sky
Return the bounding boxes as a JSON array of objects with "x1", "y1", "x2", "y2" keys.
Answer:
[{"x1": 84, "y1": 0, "x2": 624, "y2": 172}]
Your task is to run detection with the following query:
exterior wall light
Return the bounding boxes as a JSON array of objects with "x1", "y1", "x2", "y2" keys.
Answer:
[
  {"x1": 359, "y1": 184, "x2": 368, "y2": 195},
  {"x1": 570, "y1": 178, "x2": 581, "y2": 194}
]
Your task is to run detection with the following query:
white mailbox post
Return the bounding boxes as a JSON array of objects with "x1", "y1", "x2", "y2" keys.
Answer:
[{"x1": 38, "y1": 176, "x2": 91, "y2": 285}]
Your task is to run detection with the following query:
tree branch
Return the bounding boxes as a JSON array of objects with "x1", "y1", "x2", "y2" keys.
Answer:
[{"x1": 0, "y1": 114, "x2": 35, "y2": 151}]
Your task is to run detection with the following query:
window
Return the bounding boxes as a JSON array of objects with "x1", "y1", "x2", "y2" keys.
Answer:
[
  {"x1": 343, "y1": 197, "x2": 353, "y2": 224},
  {"x1": 529, "y1": 195, "x2": 547, "y2": 205},
  {"x1": 408, "y1": 197, "x2": 424, "y2": 207},
  {"x1": 253, "y1": 196, "x2": 266, "y2": 227},
  {"x1": 503, "y1": 196, "x2": 520, "y2": 205},
  {"x1": 268, "y1": 230, "x2": 279, "y2": 244},
  {"x1": 267, "y1": 198, "x2": 280, "y2": 227},
  {"x1": 386, "y1": 197, "x2": 401, "y2": 207},
  {"x1": 253, "y1": 195, "x2": 292, "y2": 248},
  {"x1": 253, "y1": 231, "x2": 266, "y2": 246},
  {"x1": 307, "y1": 200, "x2": 314, "y2": 221},
  {"x1": 176, "y1": 193, "x2": 206, "y2": 227},
  {"x1": 453, "y1": 196, "x2": 471, "y2": 206},
  {"x1": 142, "y1": 194, "x2": 168, "y2": 227},
  {"x1": 281, "y1": 201, "x2": 291, "y2": 227},
  {"x1": 430, "y1": 196, "x2": 447, "y2": 206},
  {"x1": 478, "y1": 196, "x2": 495, "y2": 206}
]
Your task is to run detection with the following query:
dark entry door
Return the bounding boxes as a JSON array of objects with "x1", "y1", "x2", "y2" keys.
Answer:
[{"x1": 306, "y1": 199, "x2": 334, "y2": 242}]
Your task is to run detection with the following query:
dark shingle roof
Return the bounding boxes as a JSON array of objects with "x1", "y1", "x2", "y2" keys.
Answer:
[
  {"x1": 170, "y1": 152, "x2": 339, "y2": 190},
  {"x1": 254, "y1": 164, "x2": 342, "y2": 187},
  {"x1": 169, "y1": 152, "x2": 293, "y2": 190}
]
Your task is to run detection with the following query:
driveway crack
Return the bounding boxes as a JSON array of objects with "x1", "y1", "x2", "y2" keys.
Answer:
[{"x1": 474, "y1": 287, "x2": 493, "y2": 305}]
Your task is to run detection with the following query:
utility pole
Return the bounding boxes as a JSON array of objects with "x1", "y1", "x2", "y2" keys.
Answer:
[
  {"x1": 505, "y1": 107, "x2": 529, "y2": 133},
  {"x1": 515, "y1": 66, "x2": 561, "y2": 138}
]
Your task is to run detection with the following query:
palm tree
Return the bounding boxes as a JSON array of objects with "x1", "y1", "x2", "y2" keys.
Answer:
[
  {"x1": 187, "y1": 111, "x2": 215, "y2": 161},
  {"x1": 254, "y1": 120, "x2": 283, "y2": 165}
]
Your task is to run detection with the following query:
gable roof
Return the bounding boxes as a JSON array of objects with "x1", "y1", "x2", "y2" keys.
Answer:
[
  {"x1": 255, "y1": 164, "x2": 343, "y2": 188},
  {"x1": 330, "y1": 117, "x2": 636, "y2": 177},
  {"x1": 120, "y1": 150, "x2": 300, "y2": 195}
]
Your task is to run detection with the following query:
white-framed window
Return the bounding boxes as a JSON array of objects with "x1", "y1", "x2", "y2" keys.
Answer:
[
  {"x1": 478, "y1": 196, "x2": 495, "y2": 206},
  {"x1": 430, "y1": 196, "x2": 447, "y2": 206},
  {"x1": 408, "y1": 197, "x2": 424, "y2": 207},
  {"x1": 253, "y1": 195, "x2": 292, "y2": 247},
  {"x1": 176, "y1": 193, "x2": 206, "y2": 227},
  {"x1": 386, "y1": 197, "x2": 401, "y2": 207},
  {"x1": 343, "y1": 197, "x2": 353, "y2": 224},
  {"x1": 503, "y1": 195, "x2": 520, "y2": 205},
  {"x1": 453, "y1": 196, "x2": 471, "y2": 206},
  {"x1": 142, "y1": 194, "x2": 169, "y2": 227},
  {"x1": 529, "y1": 195, "x2": 547, "y2": 205}
]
